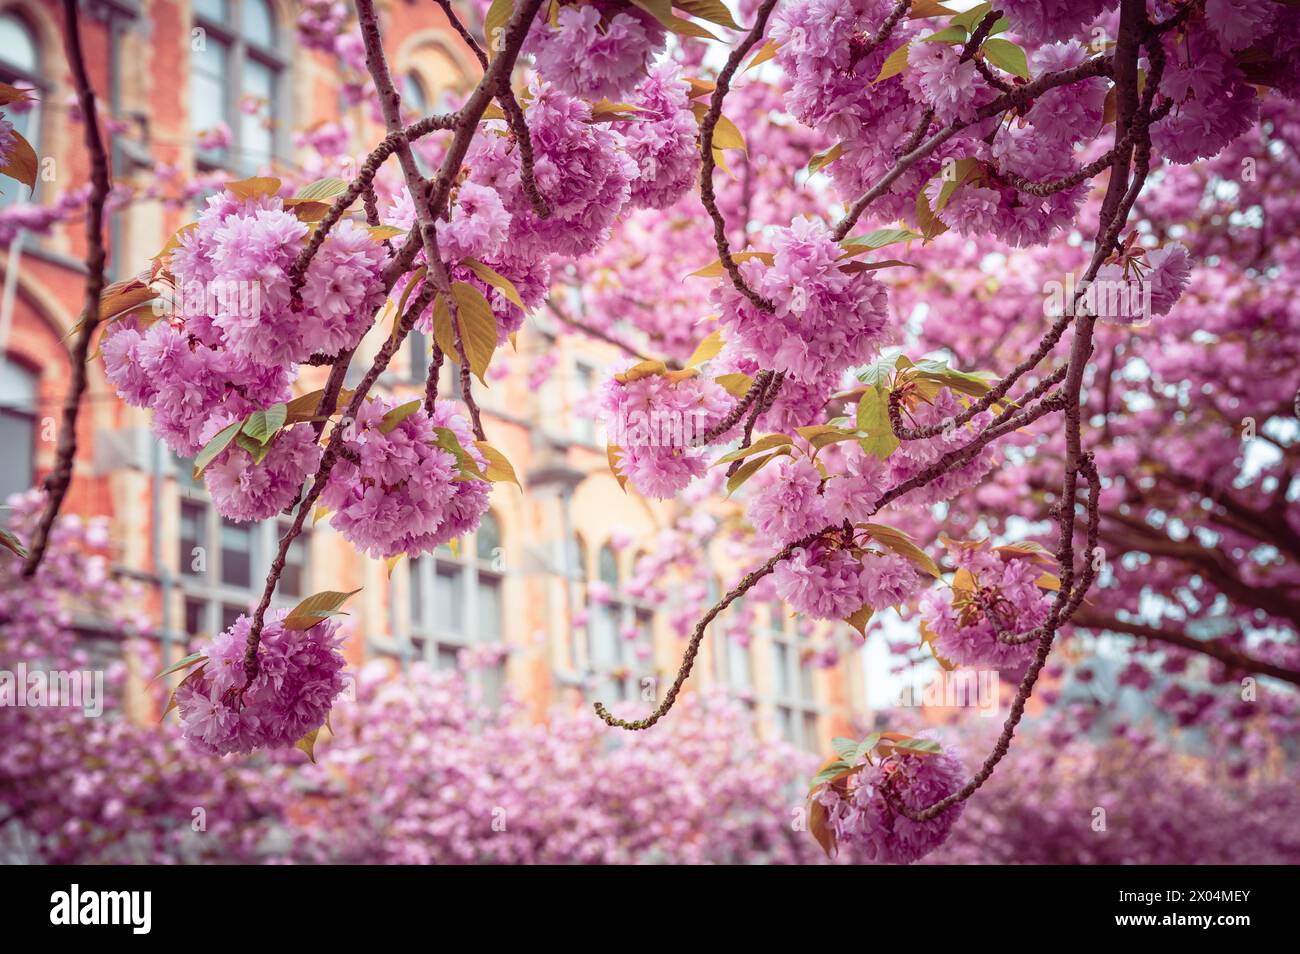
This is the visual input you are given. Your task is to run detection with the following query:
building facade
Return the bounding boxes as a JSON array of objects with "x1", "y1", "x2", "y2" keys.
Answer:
[{"x1": 0, "y1": 0, "x2": 873, "y2": 751}]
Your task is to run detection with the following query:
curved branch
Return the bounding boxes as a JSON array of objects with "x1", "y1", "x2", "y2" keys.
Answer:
[{"x1": 22, "y1": 0, "x2": 112, "y2": 578}]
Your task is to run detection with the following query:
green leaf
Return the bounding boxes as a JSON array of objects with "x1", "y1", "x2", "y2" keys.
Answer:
[
  {"x1": 831, "y1": 737, "x2": 859, "y2": 762},
  {"x1": 192, "y1": 419, "x2": 243, "y2": 480},
  {"x1": 153, "y1": 651, "x2": 207, "y2": 682},
  {"x1": 810, "y1": 758, "x2": 855, "y2": 789},
  {"x1": 449, "y1": 282, "x2": 499, "y2": 384},
  {"x1": 434, "y1": 427, "x2": 486, "y2": 481},
  {"x1": 807, "y1": 142, "x2": 844, "y2": 175},
  {"x1": 474, "y1": 440, "x2": 522, "y2": 489},
  {"x1": 483, "y1": 0, "x2": 514, "y2": 60},
  {"x1": 890, "y1": 736, "x2": 943, "y2": 756},
  {"x1": 378, "y1": 398, "x2": 423, "y2": 434},
  {"x1": 982, "y1": 38, "x2": 1030, "y2": 79},
  {"x1": 920, "y1": 25, "x2": 969, "y2": 44},
  {"x1": 874, "y1": 42, "x2": 911, "y2": 84},
  {"x1": 841, "y1": 227, "x2": 922, "y2": 254},
  {"x1": 294, "y1": 177, "x2": 348, "y2": 202},
  {"x1": 715, "y1": 433, "x2": 793, "y2": 464},
  {"x1": 234, "y1": 432, "x2": 273, "y2": 465},
  {"x1": 242, "y1": 402, "x2": 287, "y2": 445},
  {"x1": 854, "y1": 733, "x2": 883, "y2": 763},
  {"x1": 855, "y1": 387, "x2": 900, "y2": 460},
  {"x1": 282, "y1": 588, "x2": 362, "y2": 631},
  {"x1": 933, "y1": 158, "x2": 982, "y2": 213},
  {"x1": 950, "y1": 1, "x2": 992, "y2": 32}
]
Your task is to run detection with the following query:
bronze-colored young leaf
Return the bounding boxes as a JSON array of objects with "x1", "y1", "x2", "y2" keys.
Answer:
[
  {"x1": 0, "y1": 128, "x2": 38, "y2": 189},
  {"x1": 282, "y1": 588, "x2": 363, "y2": 631}
]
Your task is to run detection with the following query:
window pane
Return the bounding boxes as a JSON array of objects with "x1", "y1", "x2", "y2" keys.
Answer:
[
  {"x1": 480, "y1": 662, "x2": 504, "y2": 709},
  {"x1": 775, "y1": 705, "x2": 793, "y2": 744},
  {"x1": 589, "y1": 604, "x2": 619, "y2": 668},
  {"x1": 0, "y1": 14, "x2": 39, "y2": 73},
  {"x1": 478, "y1": 577, "x2": 502, "y2": 641},
  {"x1": 221, "y1": 604, "x2": 245, "y2": 630},
  {"x1": 408, "y1": 330, "x2": 429, "y2": 383},
  {"x1": 436, "y1": 644, "x2": 459, "y2": 671},
  {"x1": 240, "y1": 58, "x2": 276, "y2": 169},
  {"x1": 184, "y1": 598, "x2": 208, "y2": 636},
  {"x1": 179, "y1": 501, "x2": 207, "y2": 578},
  {"x1": 0, "y1": 409, "x2": 34, "y2": 498},
  {"x1": 800, "y1": 658, "x2": 814, "y2": 701},
  {"x1": 403, "y1": 71, "x2": 428, "y2": 115},
  {"x1": 476, "y1": 512, "x2": 500, "y2": 562},
  {"x1": 772, "y1": 642, "x2": 790, "y2": 697},
  {"x1": 802, "y1": 711, "x2": 819, "y2": 751},
  {"x1": 598, "y1": 545, "x2": 619, "y2": 587},
  {"x1": 220, "y1": 519, "x2": 253, "y2": 588},
  {"x1": 191, "y1": 36, "x2": 229, "y2": 156},
  {"x1": 727, "y1": 639, "x2": 752, "y2": 689},
  {"x1": 282, "y1": 527, "x2": 308, "y2": 599},
  {"x1": 409, "y1": 558, "x2": 425, "y2": 630},
  {"x1": 434, "y1": 563, "x2": 463, "y2": 633},
  {"x1": 193, "y1": 0, "x2": 228, "y2": 23},
  {"x1": 241, "y1": 0, "x2": 276, "y2": 45}
]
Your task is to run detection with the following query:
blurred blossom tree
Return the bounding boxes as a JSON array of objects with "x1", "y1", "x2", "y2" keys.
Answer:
[{"x1": 2, "y1": 0, "x2": 1299, "y2": 863}]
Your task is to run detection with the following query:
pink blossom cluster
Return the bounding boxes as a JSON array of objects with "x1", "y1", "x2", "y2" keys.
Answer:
[
  {"x1": 464, "y1": 80, "x2": 637, "y2": 261},
  {"x1": 995, "y1": 0, "x2": 1112, "y2": 44},
  {"x1": 815, "y1": 739, "x2": 967, "y2": 863},
  {"x1": 883, "y1": 388, "x2": 998, "y2": 505},
  {"x1": 600, "y1": 362, "x2": 733, "y2": 499},
  {"x1": 168, "y1": 190, "x2": 387, "y2": 366},
  {"x1": 173, "y1": 609, "x2": 348, "y2": 756},
  {"x1": 527, "y1": 4, "x2": 666, "y2": 101},
  {"x1": 204, "y1": 424, "x2": 323, "y2": 522},
  {"x1": 623, "y1": 63, "x2": 702, "y2": 210},
  {"x1": 318, "y1": 396, "x2": 489, "y2": 559},
  {"x1": 919, "y1": 542, "x2": 1052, "y2": 670},
  {"x1": 296, "y1": 0, "x2": 351, "y2": 53},
  {"x1": 102, "y1": 319, "x2": 291, "y2": 457},
  {"x1": 773, "y1": 540, "x2": 920, "y2": 621},
  {"x1": 713, "y1": 217, "x2": 892, "y2": 384}
]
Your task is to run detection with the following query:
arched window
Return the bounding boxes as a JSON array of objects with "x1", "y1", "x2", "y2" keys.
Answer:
[
  {"x1": 191, "y1": 0, "x2": 286, "y2": 173},
  {"x1": 0, "y1": 11, "x2": 42, "y2": 208},
  {"x1": 0, "y1": 358, "x2": 37, "y2": 497},
  {"x1": 403, "y1": 70, "x2": 429, "y2": 117}
]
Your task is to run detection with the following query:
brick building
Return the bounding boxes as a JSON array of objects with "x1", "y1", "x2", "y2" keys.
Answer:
[{"x1": 0, "y1": 0, "x2": 875, "y2": 750}]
